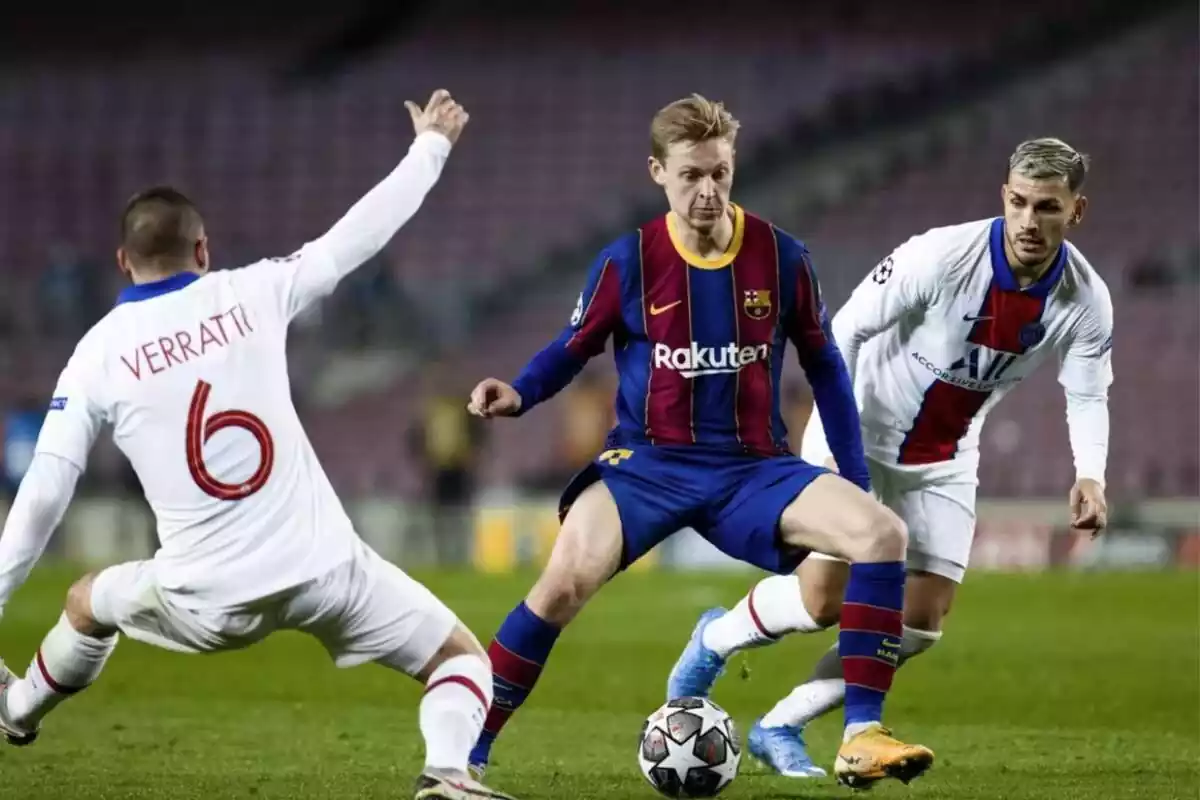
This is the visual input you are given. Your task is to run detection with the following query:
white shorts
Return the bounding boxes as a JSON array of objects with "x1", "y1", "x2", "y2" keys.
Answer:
[
  {"x1": 810, "y1": 458, "x2": 977, "y2": 583},
  {"x1": 90, "y1": 542, "x2": 458, "y2": 675}
]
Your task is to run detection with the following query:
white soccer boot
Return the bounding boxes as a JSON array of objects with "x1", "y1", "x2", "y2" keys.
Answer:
[
  {"x1": 412, "y1": 768, "x2": 518, "y2": 799},
  {"x1": 0, "y1": 659, "x2": 38, "y2": 746}
]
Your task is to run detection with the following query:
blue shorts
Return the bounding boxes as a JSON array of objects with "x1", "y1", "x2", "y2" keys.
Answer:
[{"x1": 558, "y1": 445, "x2": 829, "y2": 575}]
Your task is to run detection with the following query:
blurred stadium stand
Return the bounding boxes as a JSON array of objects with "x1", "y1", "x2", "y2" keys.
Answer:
[{"x1": 0, "y1": 1, "x2": 1196, "y2": 569}]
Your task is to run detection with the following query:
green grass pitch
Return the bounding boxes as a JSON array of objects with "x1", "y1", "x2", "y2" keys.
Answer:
[{"x1": 0, "y1": 565, "x2": 1195, "y2": 799}]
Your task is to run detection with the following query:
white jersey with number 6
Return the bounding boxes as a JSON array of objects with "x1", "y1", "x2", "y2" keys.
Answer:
[
  {"x1": 802, "y1": 217, "x2": 1113, "y2": 483},
  {"x1": 28, "y1": 131, "x2": 454, "y2": 611},
  {"x1": 38, "y1": 259, "x2": 358, "y2": 609}
]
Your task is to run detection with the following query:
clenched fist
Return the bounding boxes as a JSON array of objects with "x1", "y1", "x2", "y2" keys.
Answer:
[
  {"x1": 468, "y1": 378, "x2": 522, "y2": 418},
  {"x1": 1069, "y1": 478, "x2": 1108, "y2": 537},
  {"x1": 405, "y1": 89, "x2": 469, "y2": 146}
]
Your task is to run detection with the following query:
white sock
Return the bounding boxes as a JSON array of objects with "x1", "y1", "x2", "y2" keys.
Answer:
[
  {"x1": 420, "y1": 654, "x2": 492, "y2": 774},
  {"x1": 760, "y1": 626, "x2": 943, "y2": 733},
  {"x1": 899, "y1": 625, "x2": 942, "y2": 660},
  {"x1": 761, "y1": 677, "x2": 845, "y2": 729},
  {"x1": 5, "y1": 613, "x2": 118, "y2": 729},
  {"x1": 702, "y1": 575, "x2": 825, "y2": 659}
]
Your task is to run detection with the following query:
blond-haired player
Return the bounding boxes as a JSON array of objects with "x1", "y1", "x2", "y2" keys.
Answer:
[
  {"x1": 668, "y1": 137, "x2": 1112, "y2": 779},
  {"x1": 0, "y1": 91, "x2": 518, "y2": 800},
  {"x1": 466, "y1": 94, "x2": 933, "y2": 790}
]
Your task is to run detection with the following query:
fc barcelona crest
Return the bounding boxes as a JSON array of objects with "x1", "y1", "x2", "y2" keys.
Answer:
[{"x1": 743, "y1": 289, "x2": 772, "y2": 320}]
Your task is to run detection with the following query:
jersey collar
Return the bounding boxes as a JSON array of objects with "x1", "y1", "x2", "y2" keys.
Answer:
[
  {"x1": 116, "y1": 271, "x2": 202, "y2": 305},
  {"x1": 988, "y1": 217, "x2": 1067, "y2": 299},
  {"x1": 666, "y1": 204, "x2": 745, "y2": 270}
]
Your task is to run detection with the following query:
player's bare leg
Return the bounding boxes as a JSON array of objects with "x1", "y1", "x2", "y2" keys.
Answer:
[
  {"x1": 407, "y1": 624, "x2": 518, "y2": 800},
  {"x1": 0, "y1": 572, "x2": 118, "y2": 745},
  {"x1": 469, "y1": 481, "x2": 623, "y2": 775},
  {"x1": 773, "y1": 474, "x2": 934, "y2": 788}
]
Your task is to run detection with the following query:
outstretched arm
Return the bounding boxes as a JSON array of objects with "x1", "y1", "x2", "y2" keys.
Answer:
[
  {"x1": 470, "y1": 251, "x2": 623, "y2": 418},
  {"x1": 263, "y1": 90, "x2": 469, "y2": 320}
]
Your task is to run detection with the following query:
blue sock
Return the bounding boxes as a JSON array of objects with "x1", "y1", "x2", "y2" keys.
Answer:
[
  {"x1": 469, "y1": 602, "x2": 560, "y2": 767},
  {"x1": 839, "y1": 561, "x2": 906, "y2": 728}
]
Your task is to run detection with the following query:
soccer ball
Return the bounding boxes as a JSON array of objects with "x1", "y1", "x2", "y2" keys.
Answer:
[{"x1": 637, "y1": 697, "x2": 741, "y2": 797}]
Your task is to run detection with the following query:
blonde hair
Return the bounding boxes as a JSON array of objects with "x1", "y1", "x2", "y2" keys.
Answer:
[
  {"x1": 650, "y1": 94, "x2": 739, "y2": 161},
  {"x1": 1009, "y1": 137, "x2": 1090, "y2": 193}
]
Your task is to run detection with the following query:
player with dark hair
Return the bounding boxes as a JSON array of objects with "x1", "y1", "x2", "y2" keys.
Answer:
[
  {"x1": 118, "y1": 187, "x2": 207, "y2": 269},
  {"x1": 0, "y1": 91, "x2": 518, "y2": 800},
  {"x1": 465, "y1": 94, "x2": 934, "y2": 790}
]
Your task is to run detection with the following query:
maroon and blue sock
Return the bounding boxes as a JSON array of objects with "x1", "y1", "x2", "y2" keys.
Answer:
[
  {"x1": 839, "y1": 561, "x2": 906, "y2": 728},
  {"x1": 469, "y1": 602, "x2": 560, "y2": 767}
]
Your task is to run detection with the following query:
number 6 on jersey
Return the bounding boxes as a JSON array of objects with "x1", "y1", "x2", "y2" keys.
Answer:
[{"x1": 186, "y1": 379, "x2": 275, "y2": 500}]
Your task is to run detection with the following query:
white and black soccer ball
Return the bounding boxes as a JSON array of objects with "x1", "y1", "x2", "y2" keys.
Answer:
[{"x1": 637, "y1": 697, "x2": 741, "y2": 797}]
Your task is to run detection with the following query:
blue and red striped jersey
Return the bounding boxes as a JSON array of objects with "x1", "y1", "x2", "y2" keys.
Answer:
[{"x1": 512, "y1": 205, "x2": 869, "y2": 489}]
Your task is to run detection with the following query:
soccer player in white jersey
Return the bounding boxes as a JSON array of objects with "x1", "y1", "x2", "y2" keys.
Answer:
[
  {"x1": 0, "y1": 90, "x2": 517, "y2": 800},
  {"x1": 667, "y1": 137, "x2": 1112, "y2": 778}
]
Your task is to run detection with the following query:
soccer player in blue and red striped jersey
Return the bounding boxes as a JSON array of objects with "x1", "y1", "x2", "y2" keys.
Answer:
[{"x1": 466, "y1": 94, "x2": 933, "y2": 788}]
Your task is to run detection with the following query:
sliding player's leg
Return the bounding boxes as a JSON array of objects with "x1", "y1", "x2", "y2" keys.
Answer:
[
  {"x1": 0, "y1": 570, "x2": 120, "y2": 744},
  {"x1": 1, "y1": 557, "x2": 294, "y2": 746},
  {"x1": 280, "y1": 541, "x2": 515, "y2": 800},
  {"x1": 409, "y1": 626, "x2": 518, "y2": 800},
  {"x1": 470, "y1": 448, "x2": 695, "y2": 775}
]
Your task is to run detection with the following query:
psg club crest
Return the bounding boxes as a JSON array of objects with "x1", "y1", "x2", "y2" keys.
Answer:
[
  {"x1": 1019, "y1": 321, "x2": 1046, "y2": 348},
  {"x1": 743, "y1": 289, "x2": 771, "y2": 320}
]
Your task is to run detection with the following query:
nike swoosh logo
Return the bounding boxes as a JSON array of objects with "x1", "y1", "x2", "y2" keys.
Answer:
[
  {"x1": 650, "y1": 300, "x2": 683, "y2": 316},
  {"x1": 963, "y1": 313, "x2": 994, "y2": 322}
]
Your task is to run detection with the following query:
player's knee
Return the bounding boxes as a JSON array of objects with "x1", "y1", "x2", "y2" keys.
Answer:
[
  {"x1": 417, "y1": 623, "x2": 488, "y2": 682},
  {"x1": 526, "y1": 565, "x2": 602, "y2": 627},
  {"x1": 798, "y1": 561, "x2": 847, "y2": 628},
  {"x1": 843, "y1": 504, "x2": 908, "y2": 563},
  {"x1": 64, "y1": 573, "x2": 112, "y2": 637},
  {"x1": 526, "y1": 533, "x2": 611, "y2": 625},
  {"x1": 527, "y1": 489, "x2": 622, "y2": 626},
  {"x1": 440, "y1": 623, "x2": 486, "y2": 660}
]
